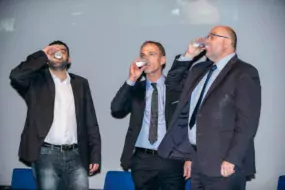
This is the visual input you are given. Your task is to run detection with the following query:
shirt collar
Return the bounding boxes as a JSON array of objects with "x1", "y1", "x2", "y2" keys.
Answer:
[
  {"x1": 215, "y1": 53, "x2": 236, "y2": 71},
  {"x1": 146, "y1": 75, "x2": 165, "y2": 89},
  {"x1": 191, "y1": 53, "x2": 236, "y2": 70},
  {"x1": 49, "y1": 69, "x2": 71, "y2": 84}
]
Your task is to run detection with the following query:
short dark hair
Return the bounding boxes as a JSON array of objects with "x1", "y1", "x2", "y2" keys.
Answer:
[
  {"x1": 140, "y1": 41, "x2": 166, "y2": 56},
  {"x1": 49, "y1": 40, "x2": 70, "y2": 57},
  {"x1": 140, "y1": 41, "x2": 166, "y2": 70}
]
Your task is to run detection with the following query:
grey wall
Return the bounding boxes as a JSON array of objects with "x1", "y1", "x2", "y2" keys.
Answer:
[{"x1": 0, "y1": 0, "x2": 284, "y2": 189}]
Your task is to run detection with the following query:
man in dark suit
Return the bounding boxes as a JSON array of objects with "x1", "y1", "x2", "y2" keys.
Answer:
[
  {"x1": 158, "y1": 26, "x2": 261, "y2": 190},
  {"x1": 9, "y1": 41, "x2": 101, "y2": 190},
  {"x1": 111, "y1": 41, "x2": 193, "y2": 190}
]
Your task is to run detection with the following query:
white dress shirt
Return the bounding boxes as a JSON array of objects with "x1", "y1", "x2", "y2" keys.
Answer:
[{"x1": 44, "y1": 70, "x2": 78, "y2": 145}]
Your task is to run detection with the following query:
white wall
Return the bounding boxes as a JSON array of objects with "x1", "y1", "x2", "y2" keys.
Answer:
[{"x1": 0, "y1": 0, "x2": 284, "y2": 189}]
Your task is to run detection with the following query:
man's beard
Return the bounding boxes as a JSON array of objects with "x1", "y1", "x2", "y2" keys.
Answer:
[{"x1": 48, "y1": 60, "x2": 69, "y2": 71}]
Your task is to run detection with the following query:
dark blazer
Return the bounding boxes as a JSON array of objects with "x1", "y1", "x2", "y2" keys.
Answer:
[
  {"x1": 9, "y1": 51, "x2": 101, "y2": 172},
  {"x1": 110, "y1": 56, "x2": 194, "y2": 170},
  {"x1": 158, "y1": 55, "x2": 261, "y2": 178}
]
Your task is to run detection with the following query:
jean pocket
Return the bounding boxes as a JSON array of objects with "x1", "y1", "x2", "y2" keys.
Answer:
[
  {"x1": 40, "y1": 146, "x2": 51, "y2": 155},
  {"x1": 72, "y1": 148, "x2": 79, "y2": 155}
]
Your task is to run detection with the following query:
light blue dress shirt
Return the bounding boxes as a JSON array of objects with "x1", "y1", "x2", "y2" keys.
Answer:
[
  {"x1": 126, "y1": 76, "x2": 166, "y2": 150},
  {"x1": 178, "y1": 53, "x2": 236, "y2": 144}
]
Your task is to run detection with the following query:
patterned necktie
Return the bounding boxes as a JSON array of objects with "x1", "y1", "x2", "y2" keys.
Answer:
[
  {"x1": 149, "y1": 83, "x2": 158, "y2": 144},
  {"x1": 189, "y1": 64, "x2": 217, "y2": 129}
]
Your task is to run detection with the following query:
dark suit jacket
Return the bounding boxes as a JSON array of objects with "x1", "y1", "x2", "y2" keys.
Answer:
[
  {"x1": 110, "y1": 56, "x2": 194, "y2": 170},
  {"x1": 158, "y1": 55, "x2": 261, "y2": 178},
  {"x1": 9, "y1": 51, "x2": 101, "y2": 172}
]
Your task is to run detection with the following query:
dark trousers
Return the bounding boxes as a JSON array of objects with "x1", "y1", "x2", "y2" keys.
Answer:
[
  {"x1": 131, "y1": 148, "x2": 185, "y2": 190},
  {"x1": 191, "y1": 161, "x2": 246, "y2": 190},
  {"x1": 32, "y1": 145, "x2": 88, "y2": 190}
]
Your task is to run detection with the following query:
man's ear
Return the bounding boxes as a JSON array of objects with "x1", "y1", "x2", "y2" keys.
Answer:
[
  {"x1": 68, "y1": 57, "x2": 71, "y2": 64},
  {"x1": 160, "y1": 56, "x2": 166, "y2": 66}
]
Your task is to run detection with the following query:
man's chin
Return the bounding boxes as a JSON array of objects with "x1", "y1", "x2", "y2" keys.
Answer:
[
  {"x1": 144, "y1": 67, "x2": 154, "y2": 73},
  {"x1": 48, "y1": 62, "x2": 69, "y2": 71},
  {"x1": 144, "y1": 70, "x2": 152, "y2": 75}
]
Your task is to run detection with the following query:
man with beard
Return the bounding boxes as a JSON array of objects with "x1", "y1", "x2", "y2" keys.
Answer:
[{"x1": 9, "y1": 41, "x2": 101, "y2": 190}]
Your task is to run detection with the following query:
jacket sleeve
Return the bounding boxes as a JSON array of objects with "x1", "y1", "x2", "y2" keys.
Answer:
[
  {"x1": 9, "y1": 51, "x2": 48, "y2": 97},
  {"x1": 110, "y1": 82, "x2": 133, "y2": 118},
  {"x1": 165, "y1": 54, "x2": 195, "y2": 90}
]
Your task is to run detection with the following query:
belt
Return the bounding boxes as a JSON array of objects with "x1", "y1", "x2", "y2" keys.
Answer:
[
  {"x1": 43, "y1": 142, "x2": 78, "y2": 152},
  {"x1": 135, "y1": 147, "x2": 157, "y2": 155}
]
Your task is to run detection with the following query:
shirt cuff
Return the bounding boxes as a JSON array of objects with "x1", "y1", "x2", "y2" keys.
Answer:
[
  {"x1": 126, "y1": 79, "x2": 135, "y2": 86},
  {"x1": 177, "y1": 54, "x2": 193, "y2": 62}
]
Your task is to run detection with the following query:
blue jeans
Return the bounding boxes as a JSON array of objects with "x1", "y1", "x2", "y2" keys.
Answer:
[{"x1": 32, "y1": 146, "x2": 89, "y2": 190}]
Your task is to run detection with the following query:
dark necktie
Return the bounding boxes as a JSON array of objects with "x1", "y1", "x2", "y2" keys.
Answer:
[
  {"x1": 189, "y1": 65, "x2": 217, "y2": 129},
  {"x1": 149, "y1": 83, "x2": 158, "y2": 144}
]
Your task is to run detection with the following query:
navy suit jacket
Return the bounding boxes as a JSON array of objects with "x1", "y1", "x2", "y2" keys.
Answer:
[{"x1": 158, "y1": 55, "x2": 261, "y2": 178}]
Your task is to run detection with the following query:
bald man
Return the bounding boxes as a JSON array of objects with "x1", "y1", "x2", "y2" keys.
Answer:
[{"x1": 158, "y1": 26, "x2": 261, "y2": 190}]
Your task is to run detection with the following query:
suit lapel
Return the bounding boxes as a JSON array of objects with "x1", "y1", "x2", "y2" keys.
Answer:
[
  {"x1": 134, "y1": 81, "x2": 147, "y2": 133},
  {"x1": 168, "y1": 62, "x2": 212, "y2": 130},
  {"x1": 70, "y1": 75, "x2": 82, "y2": 136},
  {"x1": 203, "y1": 55, "x2": 238, "y2": 103},
  {"x1": 167, "y1": 56, "x2": 238, "y2": 131},
  {"x1": 44, "y1": 69, "x2": 55, "y2": 100}
]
